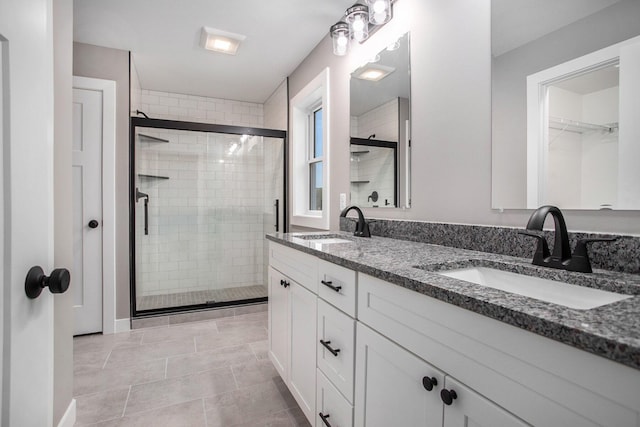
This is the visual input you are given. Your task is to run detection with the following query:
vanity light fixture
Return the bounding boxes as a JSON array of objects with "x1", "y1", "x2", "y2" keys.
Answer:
[
  {"x1": 200, "y1": 26, "x2": 246, "y2": 55},
  {"x1": 366, "y1": 0, "x2": 392, "y2": 25},
  {"x1": 329, "y1": 0, "x2": 396, "y2": 56},
  {"x1": 354, "y1": 64, "x2": 395, "y2": 81},
  {"x1": 346, "y1": 4, "x2": 370, "y2": 42}
]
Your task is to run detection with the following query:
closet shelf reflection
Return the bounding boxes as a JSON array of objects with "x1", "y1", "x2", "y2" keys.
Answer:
[{"x1": 549, "y1": 116, "x2": 618, "y2": 134}]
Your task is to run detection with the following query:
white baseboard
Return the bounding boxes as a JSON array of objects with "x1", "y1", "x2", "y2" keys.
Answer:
[
  {"x1": 56, "y1": 399, "x2": 76, "y2": 427},
  {"x1": 114, "y1": 318, "x2": 131, "y2": 333}
]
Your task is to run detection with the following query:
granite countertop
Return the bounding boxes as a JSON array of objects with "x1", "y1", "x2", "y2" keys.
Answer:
[{"x1": 266, "y1": 231, "x2": 640, "y2": 370}]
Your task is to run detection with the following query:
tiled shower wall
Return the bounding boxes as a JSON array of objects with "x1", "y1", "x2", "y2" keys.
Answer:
[
  {"x1": 350, "y1": 99, "x2": 398, "y2": 207},
  {"x1": 137, "y1": 89, "x2": 264, "y2": 127},
  {"x1": 135, "y1": 129, "x2": 272, "y2": 297},
  {"x1": 133, "y1": 87, "x2": 275, "y2": 298}
]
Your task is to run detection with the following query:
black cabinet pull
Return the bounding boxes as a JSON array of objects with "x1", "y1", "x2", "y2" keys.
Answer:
[
  {"x1": 440, "y1": 388, "x2": 457, "y2": 405},
  {"x1": 319, "y1": 412, "x2": 332, "y2": 427},
  {"x1": 88, "y1": 219, "x2": 99, "y2": 229},
  {"x1": 283, "y1": 280, "x2": 290, "y2": 288},
  {"x1": 321, "y1": 280, "x2": 342, "y2": 293},
  {"x1": 422, "y1": 376, "x2": 438, "y2": 391},
  {"x1": 280, "y1": 279, "x2": 285, "y2": 286},
  {"x1": 25, "y1": 266, "x2": 71, "y2": 299},
  {"x1": 320, "y1": 339, "x2": 341, "y2": 356}
]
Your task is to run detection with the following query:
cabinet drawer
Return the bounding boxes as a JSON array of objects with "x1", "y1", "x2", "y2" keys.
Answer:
[
  {"x1": 269, "y1": 242, "x2": 318, "y2": 293},
  {"x1": 317, "y1": 369, "x2": 353, "y2": 427},
  {"x1": 317, "y1": 299, "x2": 356, "y2": 403},
  {"x1": 318, "y1": 259, "x2": 356, "y2": 317}
]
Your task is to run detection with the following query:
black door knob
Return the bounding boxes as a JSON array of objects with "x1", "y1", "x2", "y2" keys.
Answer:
[
  {"x1": 25, "y1": 266, "x2": 71, "y2": 299},
  {"x1": 422, "y1": 376, "x2": 438, "y2": 391},
  {"x1": 88, "y1": 220, "x2": 99, "y2": 228},
  {"x1": 440, "y1": 388, "x2": 457, "y2": 405}
]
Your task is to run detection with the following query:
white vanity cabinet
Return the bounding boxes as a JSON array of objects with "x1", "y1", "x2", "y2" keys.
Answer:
[
  {"x1": 268, "y1": 241, "x2": 640, "y2": 427},
  {"x1": 267, "y1": 266, "x2": 289, "y2": 379},
  {"x1": 357, "y1": 273, "x2": 640, "y2": 427},
  {"x1": 268, "y1": 244, "x2": 319, "y2": 425},
  {"x1": 354, "y1": 322, "x2": 444, "y2": 427},
  {"x1": 355, "y1": 321, "x2": 530, "y2": 427}
]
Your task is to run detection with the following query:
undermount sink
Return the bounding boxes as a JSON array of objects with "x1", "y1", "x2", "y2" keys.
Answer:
[
  {"x1": 437, "y1": 266, "x2": 631, "y2": 310},
  {"x1": 293, "y1": 234, "x2": 353, "y2": 245}
]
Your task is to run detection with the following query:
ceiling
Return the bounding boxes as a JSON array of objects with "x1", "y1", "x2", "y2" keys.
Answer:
[
  {"x1": 492, "y1": 0, "x2": 623, "y2": 57},
  {"x1": 553, "y1": 64, "x2": 619, "y2": 95},
  {"x1": 73, "y1": 0, "x2": 355, "y2": 103}
]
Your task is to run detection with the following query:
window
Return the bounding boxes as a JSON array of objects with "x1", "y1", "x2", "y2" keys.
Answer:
[
  {"x1": 291, "y1": 68, "x2": 330, "y2": 229},
  {"x1": 309, "y1": 107, "x2": 323, "y2": 211}
]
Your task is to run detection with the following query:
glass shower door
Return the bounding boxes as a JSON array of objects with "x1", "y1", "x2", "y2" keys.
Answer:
[{"x1": 131, "y1": 120, "x2": 285, "y2": 314}]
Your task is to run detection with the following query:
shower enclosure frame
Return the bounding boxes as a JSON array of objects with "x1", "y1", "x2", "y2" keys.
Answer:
[{"x1": 129, "y1": 117, "x2": 288, "y2": 317}]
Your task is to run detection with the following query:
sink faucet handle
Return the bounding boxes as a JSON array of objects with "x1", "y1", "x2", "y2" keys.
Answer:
[
  {"x1": 569, "y1": 237, "x2": 618, "y2": 273},
  {"x1": 518, "y1": 231, "x2": 550, "y2": 264}
]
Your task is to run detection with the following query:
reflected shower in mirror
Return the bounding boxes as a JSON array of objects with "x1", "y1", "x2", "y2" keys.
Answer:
[
  {"x1": 350, "y1": 32, "x2": 411, "y2": 208},
  {"x1": 491, "y1": 0, "x2": 640, "y2": 210}
]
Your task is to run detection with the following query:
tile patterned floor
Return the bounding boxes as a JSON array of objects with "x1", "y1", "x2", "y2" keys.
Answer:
[
  {"x1": 73, "y1": 311, "x2": 310, "y2": 427},
  {"x1": 136, "y1": 285, "x2": 267, "y2": 311}
]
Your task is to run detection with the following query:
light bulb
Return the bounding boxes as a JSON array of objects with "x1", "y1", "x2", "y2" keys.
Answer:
[
  {"x1": 337, "y1": 35, "x2": 348, "y2": 47},
  {"x1": 372, "y1": 0, "x2": 386, "y2": 13},
  {"x1": 352, "y1": 17, "x2": 365, "y2": 32}
]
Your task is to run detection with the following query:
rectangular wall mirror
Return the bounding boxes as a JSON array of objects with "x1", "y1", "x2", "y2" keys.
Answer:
[
  {"x1": 350, "y1": 32, "x2": 411, "y2": 209},
  {"x1": 491, "y1": 0, "x2": 640, "y2": 210}
]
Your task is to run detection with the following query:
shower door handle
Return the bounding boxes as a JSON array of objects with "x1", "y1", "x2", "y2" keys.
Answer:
[
  {"x1": 143, "y1": 198, "x2": 149, "y2": 235},
  {"x1": 274, "y1": 199, "x2": 279, "y2": 232},
  {"x1": 136, "y1": 188, "x2": 150, "y2": 236}
]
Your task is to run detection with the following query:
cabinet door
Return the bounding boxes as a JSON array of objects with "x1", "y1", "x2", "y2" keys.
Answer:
[
  {"x1": 268, "y1": 267, "x2": 289, "y2": 381},
  {"x1": 354, "y1": 323, "x2": 444, "y2": 427},
  {"x1": 289, "y1": 281, "x2": 318, "y2": 425},
  {"x1": 442, "y1": 377, "x2": 531, "y2": 427}
]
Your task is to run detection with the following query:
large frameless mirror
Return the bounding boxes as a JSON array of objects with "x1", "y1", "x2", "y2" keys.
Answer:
[
  {"x1": 491, "y1": 0, "x2": 640, "y2": 210},
  {"x1": 350, "y1": 32, "x2": 411, "y2": 209}
]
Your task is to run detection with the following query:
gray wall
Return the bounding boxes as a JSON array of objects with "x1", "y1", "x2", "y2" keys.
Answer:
[
  {"x1": 73, "y1": 43, "x2": 131, "y2": 319},
  {"x1": 54, "y1": 0, "x2": 74, "y2": 423},
  {"x1": 288, "y1": 0, "x2": 640, "y2": 235},
  {"x1": 493, "y1": 0, "x2": 640, "y2": 209}
]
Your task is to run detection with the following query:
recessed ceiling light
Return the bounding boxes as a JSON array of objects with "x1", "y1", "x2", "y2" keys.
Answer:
[
  {"x1": 200, "y1": 26, "x2": 246, "y2": 55},
  {"x1": 354, "y1": 64, "x2": 395, "y2": 81}
]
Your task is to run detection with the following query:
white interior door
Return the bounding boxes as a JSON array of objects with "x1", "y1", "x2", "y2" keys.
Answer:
[
  {"x1": 72, "y1": 86, "x2": 104, "y2": 335},
  {"x1": 1, "y1": 0, "x2": 56, "y2": 425}
]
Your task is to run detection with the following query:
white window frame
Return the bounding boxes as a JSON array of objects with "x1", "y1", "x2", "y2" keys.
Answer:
[{"x1": 291, "y1": 68, "x2": 330, "y2": 229}]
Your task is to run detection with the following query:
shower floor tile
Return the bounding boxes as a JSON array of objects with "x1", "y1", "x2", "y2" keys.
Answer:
[
  {"x1": 137, "y1": 284, "x2": 267, "y2": 311},
  {"x1": 74, "y1": 312, "x2": 310, "y2": 426}
]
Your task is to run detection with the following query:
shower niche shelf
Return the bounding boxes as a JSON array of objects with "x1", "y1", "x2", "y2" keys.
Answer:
[
  {"x1": 138, "y1": 133, "x2": 169, "y2": 143},
  {"x1": 138, "y1": 173, "x2": 170, "y2": 180},
  {"x1": 351, "y1": 180, "x2": 370, "y2": 184}
]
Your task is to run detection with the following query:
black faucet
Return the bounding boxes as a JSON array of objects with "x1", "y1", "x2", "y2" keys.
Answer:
[
  {"x1": 520, "y1": 205, "x2": 616, "y2": 273},
  {"x1": 340, "y1": 205, "x2": 371, "y2": 237}
]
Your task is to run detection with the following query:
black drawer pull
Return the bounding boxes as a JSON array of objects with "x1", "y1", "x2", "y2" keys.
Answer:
[
  {"x1": 320, "y1": 339, "x2": 341, "y2": 356},
  {"x1": 280, "y1": 279, "x2": 284, "y2": 286},
  {"x1": 321, "y1": 280, "x2": 342, "y2": 293},
  {"x1": 319, "y1": 412, "x2": 332, "y2": 427}
]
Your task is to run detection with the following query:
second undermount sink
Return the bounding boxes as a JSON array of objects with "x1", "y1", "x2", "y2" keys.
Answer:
[{"x1": 435, "y1": 266, "x2": 632, "y2": 310}]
